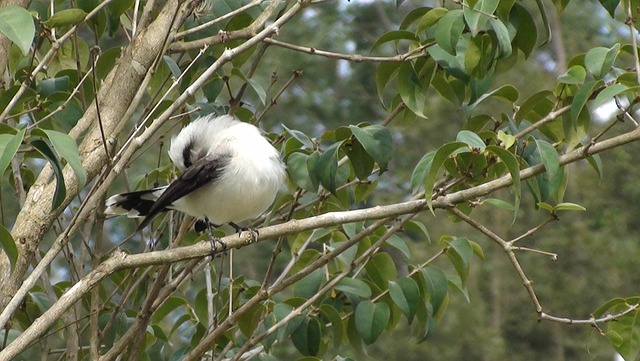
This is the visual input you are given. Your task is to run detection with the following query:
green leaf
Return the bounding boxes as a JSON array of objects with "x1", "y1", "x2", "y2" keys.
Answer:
[
  {"x1": 456, "y1": 130, "x2": 486, "y2": 151},
  {"x1": 424, "y1": 142, "x2": 469, "y2": 212},
  {"x1": 0, "y1": 6, "x2": 35, "y2": 55},
  {"x1": 467, "y1": 84, "x2": 519, "y2": 112},
  {"x1": 319, "y1": 304, "x2": 344, "y2": 348},
  {"x1": 283, "y1": 125, "x2": 314, "y2": 149},
  {"x1": 371, "y1": 30, "x2": 419, "y2": 51},
  {"x1": 586, "y1": 154, "x2": 603, "y2": 179},
  {"x1": 287, "y1": 152, "x2": 317, "y2": 192},
  {"x1": 335, "y1": 278, "x2": 372, "y2": 299},
  {"x1": 599, "y1": 0, "x2": 620, "y2": 17},
  {"x1": 410, "y1": 151, "x2": 435, "y2": 193},
  {"x1": 151, "y1": 296, "x2": 186, "y2": 324},
  {"x1": 355, "y1": 301, "x2": 390, "y2": 344},
  {"x1": 349, "y1": 125, "x2": 393, "y2": 171},
  {"x1": 0, "y1": 224, "x2": 17, "y2": 271},
  {"x1": 434, "y1": 9, "x2": 465, "y2": 55},
  {"x1": 557, "y1": 65, "x2": 586, "y2": 85},
  {"x1": 400, "y1": 7, "x2": 432, "y2": 30},
  {"x1": 445, "y1": 238, "x2": 474, "y2": 285},
  {"x1": 585, "y1": 43, "x2": 620, "y2": 79},
  {"x1": 489, "y1": 18, "x2": 512, "y2": 59},
  {"x1": 464, "y1": 33, "x2": 493, "y2": 79},
  {"x1": 35, "y1": 130, "x2": 87, "y2": 190},
  {"x1": 30, "y1": 139, "x2": 66, "y2": 210},
  {"x1": 314, "y1": 142, "x2": 342, "y2": 193},
  {"x1": 231, "y1": 67, "x2": 267, "y2": 105},
  {"x1": 162, "y1": 56, "x2": 182, "y2": 78},
  {"x1": 420, "y1": 266, "x2": 448, "y2": 315},
  {"x1": 593, "y1": 83, "x2": 636, "y2": 110},
  {"x1": 534, "y1": 139, "x2": 560, "y2": 179},
  {"x1": 605, "y1": 300, "x2": 640, "y2": 361},
  {"x1": 42, "y1": 8, "x2": 87, "y2": 28},
  {"x1": 463, "y1": 0, "x2": 499, "y2": 36},
  {"x1": 345, "y1": 138, "x2": 374, "y2": 180},
  {"x1": 292, "y1": 317, "x2": 322, "y2": 356},
  {"x1": 485, "y1": 145, "x2": 521, "y2": 223},
  {"x1": 554, "y1": 202, "x2": 586, "y2": 212},
  {"x1": 482, "y1": 198, "x2": 515, "y2": 211},
  {"x1": 294, "y1": 269, "x2": 324, "y2": 299},
  {"x1": 388, "y1": 277, "x2": 420, "y2": 323},
  {"x1": 417, "y1": 7, "x2": 449, "y2": 33},
  {"x1": 511, "y1": 4, "x2": 537, "y2": 59},
  {"x1": 397, "y1": 61, "x2": 428, "y2": 119},
  {"x1": 571, "y1": 80, "x2": 603, "y2": 125},
  {"x1": 515, "y1": 90, "x2": 554, "y2": 124},
  {"x1": 0, "y1": 128, "x2": 25, "y2": 181},
  {"x1": 375, "y1": 62, "x2": 400, "y2": 104},
  {"x1": 365, "y1": 252, "x2": 397, "y2": 290}
]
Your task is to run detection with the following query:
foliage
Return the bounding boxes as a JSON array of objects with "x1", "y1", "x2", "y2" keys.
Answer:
[{"x1": 0, "y1": 0, "x2": 639, "y2": 360}]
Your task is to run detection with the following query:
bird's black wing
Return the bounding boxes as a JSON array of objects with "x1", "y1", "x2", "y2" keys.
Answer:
[{"x1": 137, "y1": 154, "x2": 231, "y2": 230}]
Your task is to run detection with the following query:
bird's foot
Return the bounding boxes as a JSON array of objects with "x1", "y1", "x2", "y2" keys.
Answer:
[{"x1": 229, "y1": 222, "x2": 259, "y2": 244}]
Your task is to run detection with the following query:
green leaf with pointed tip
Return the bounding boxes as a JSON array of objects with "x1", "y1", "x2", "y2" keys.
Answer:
[
  {"x1": 417, "y1": 7, "x2": 449, "y2": 33},
  {"x1": 554, "y1": 202, "x2": 586, "y2": 212},
  {"x1": 151, "y1": 296, "x2": 186, "y2": 324},
  {"x1": 389, "y1": 277, "x2": 420, "y2": 323},
  {"x1": 456, "y1": 130, "x2": 486, "y2": 151},
  {"x1": 375, "y1": 62, "x2": 400, "y2": 104},
  {"x1": 434, "y1": 9, "x2": 465, "y2": 55},
  {"x1": 571, "y1": 80, "x2": 603, "y2": 125},
  {"x1": 162, "y1": 56, "x2": 182, "y2": 78},
  {"x1": 231, "y1": 67, "x2": 267, "y2": 105},
  {"x1": 534, "y1": 139, "x2": 560, "y2": 179},
  {"x1": 42, "y1": 8, "x2": 87, "y2": 28},
  {"x1": 0, "y1": 128, "x2": 25, "y2": 181},
  {"x1": 515, "y1": 90, "x2": 554, "y2": 123},
  {"x1": 292, "y1": 317, "x2": 322, "y2": 356},
  {"x1": 0, "y1": 6, "x2": 35, "y2": 55},
  {"x1": 335, "y1": 278, "x2": 372, "y2": 299},
  {"x1": 489, "y1": 18, "x2": 512, "y2": 59},
  {"x1": 485, "y1": 145, "x2": 521, "y2": 224},
  {"x1": 287, "y1": 152, "x2": 317, "y2": 192},
  {"x1": 558, "y1": 65, "x2": 586, "y2": 85},
  {"x1": 400, "y1": 7, "x2": 432, "y2": 30},
  {"x1": 483, "y1": 198, "x2": 514, "y2": 210},
  {"x1": 371, "y1": 30, "x2": 419, "y2": 51},
  {"x1": 585, "y1": 43, "x2": 620, "y2": 79},
  {"x1": 355, "y1": 301, "x2": 390, "y2": 345},
  {"x1": 345, "y1": 138, "x2": 374, "y2": 180},
  {"x1": 0, "y1": 224, "x2": 17, "y2": 271},
  {"x1": 314, "y1": 142, "x2": 342, "y2": 193},
  {"x1": 411, "y1": 151, "x2": 435, "y2": 194},
  {"x1": 598, "y1": 0, "x2": 620, "y2": 17},
  {"x1": 30, "y1": 139, "x2": 66, "y2": 210},
  {"x1": 366, "y1": 252, "x2": 397, "y2": 290},
  {"x1": 605, "y1": 299, "x2": 640, "y2": 361},
  {"x1": 349, "y1": 125, "x2": 393, "y2": 171},
  {"x1": 397, "y1": 62, "x2": 428, "y2": 119},
  {"x1": 593, "y1": 84, "x2": 637, "y2": 110},
  {"x1": 463, "y1": 0, "x2": 499, "y2": 36},
  {"x1": 320, "y1": 304, "x2": 344, "y2": 348},
  {"x1": 468, "y1": 84, "x2": 519, "y2": 111},
  {"x1": 586, "y1": 154, "x2": 603, "y2": 179},
  {"x1": 424, "y1": 142, "x2": 469, "y2": 212},
  {"x1": 420, "y1": 266, "x2": 448, "y2": 315},
  {"x1": 36, "y1": 130, "x2": 87, "y2": 190},
  {"x1": 445, "y1": 238, "x2": 474, "y2": 285},
  {"x1": 511, "y1": 4, "x2": 537, "y2": 59}
]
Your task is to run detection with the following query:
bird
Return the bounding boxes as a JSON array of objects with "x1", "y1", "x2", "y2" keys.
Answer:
[{"x1": 105, "y1": 114, "x2": 286, "y2": 235}]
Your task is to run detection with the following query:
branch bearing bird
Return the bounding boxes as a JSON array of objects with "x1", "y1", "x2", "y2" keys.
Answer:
[{"x1": 105, "y1": 114, "x2": 286, "y2": 232}]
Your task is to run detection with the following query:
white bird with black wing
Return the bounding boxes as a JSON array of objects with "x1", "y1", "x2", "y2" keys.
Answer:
[{"x1": 105, "y1": 114, "x2": 286, "y2": 233}]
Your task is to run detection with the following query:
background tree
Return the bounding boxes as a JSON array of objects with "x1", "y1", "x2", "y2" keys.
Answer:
[{"x1": 0, "y1": 0, "x2": 639, "y2": 360}]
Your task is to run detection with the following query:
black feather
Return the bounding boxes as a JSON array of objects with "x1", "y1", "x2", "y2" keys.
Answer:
[{"x1": 137, "y1": 154, "x2": 231, "y2": 230}]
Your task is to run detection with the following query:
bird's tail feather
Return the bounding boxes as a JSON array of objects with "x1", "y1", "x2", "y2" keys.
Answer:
[{"x1": 105, "y1": 187, "x2": 167, "y2": 218}]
